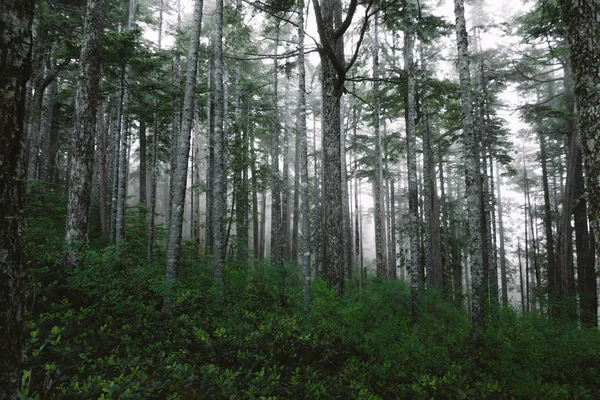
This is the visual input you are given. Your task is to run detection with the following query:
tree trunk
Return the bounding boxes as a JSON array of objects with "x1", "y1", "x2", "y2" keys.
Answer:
[
  {"x1": 454, "y1": 0, "x2": 485, "y2": 330},
  {"x1": 64, "y1": 0, "x2": 107, "y2": 269},
  {"x1": 139, "y1": 119, "x2": 147, "y2": 205},
  {"x1": 0, "y1": 0, "x2": 33, "y2": 395},
  {"x1": 372, "y1": 12, "x2": 388, "y2": 278},
  {"x1": 270, "y1": 25, "x2": 282, "y2": 264},
  {"x1": 298, "y1": 0, "x2": 311, "y2": 313},
  {"x1": 314, "y1": 0, "x2": 352, "y2": 293},
  {"x1": 282, "y1": 81, "x2": 290, "y2": 260},
  {"x1": 496, "y1": 166, "x2": 509, "y2": 307},
  {"x1": 96, "y1": 101, "x2": 110, "y2": 241},
  {"x1": 558, "y1": 0, "x2": 600, "y2": 323},
  {"x1": 404, "y1": 0, "x2": 419, "y2": 320},
  {"x1": 212, "y1": 0, "x2": 225, "y2": 299},
  {"x1": 162, "y1": 0, "x2": 203, "y2": 313}
]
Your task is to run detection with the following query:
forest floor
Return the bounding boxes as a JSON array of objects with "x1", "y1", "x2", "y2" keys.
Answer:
[{"x1": 22, "y1": 191, "x2": 600, "y2": 399}]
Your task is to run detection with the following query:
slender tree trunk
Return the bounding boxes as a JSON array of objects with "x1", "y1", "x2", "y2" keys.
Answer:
[
  {"x1": 372, "y1": 12, "x2": 388, "y2": 278},
  {"x1": 64, "y1": 0, "x2": 107, "y2": 269},
  {"x1": 96, "y1": 101, "x2": 110, "y2": 241},
  {"x1": 139, "y1": 119, "x2": 147, "y2": 205},
  {"x1": 421, "y1": 49, "x2": 442, "y2": 288},
  {"x1": 405, "y1": 0, "x2": 420, "y2": 320},
  {"x1": 37, "y1": 64, "x2": 57, "y2": 183},
  {"x1": 162, "y1": 0, "x2": 203, "y2": 313},
  {"x1": 496, "y1": 166, "x2": 508, "y2": 307},
  {"x1": 147, "y1": 0, "x2": 163, "y2": 266},
  {"x1": 518, "y1": 240, "x2": 525, "y2": 313},
  {"x1": 298, "y1": 0, "x2": 311, "y2": 313},
  {"x1": 0, "y1": 0, "x2": 33, "y2": 395},
  {"x1": 212, "y1": 0, "x2": 225, "y2": 298},
  {"x1": 270, "y1": 26, "x2": 282, "y2": 264},
  {"x1": 282, "y1": 81, "x2": 290, "y2": 260},
  {"x1": 250, "y1": 125, "x2": 260, "y2": 258}
]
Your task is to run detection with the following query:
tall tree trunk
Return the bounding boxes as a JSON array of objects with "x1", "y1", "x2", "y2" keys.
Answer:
[
  {"x1": 270, "y1": 25, "x2": 282, "y2": 264},
  {"x1": 313, "y1": 0, "x2": 353, "y2": 293},
  {"x1": 234, "y1": 62, "x2": 248, "y2": 262},
  {"x1": 558, "y1": 0, "x2": 600, "y2": 322},
  {"x1": 162, "y1": 0, "x2": 203, "y2": 313},
  {"x1": 64, "y1": 0, "x2": 107, "y2": 269},
  {"x1": 556, "y1": 62, "x2": 579, "y2": 320},
  {"x1": 212, "y1": 0, "x2": 225, "y2": 298},
  {"x1": 139, "y1": 119, "x2": 147, "y2": 205},
  {"x1": 298, "y1": 0, "x2": 311, "y2": 313},
  {"x1": 405, "y1": 0, "x2": 420, "y2": 320},
  {"x1": 96, "y1": 101, "x2": 110, "y2": 241},
  {"x1": 250, "y1": 125, "x2": 260, "y2": 258},
  {"x1": 372, "y1": 12, "x2": 388, "y2": 278},
  {"x1": 0, "y1": 0, "x2": 33, "y2": 395},
  {"x1": 281, "y1": 81, "x2": 290, "y2": 260},
  {"x1": 147, "y1": 0, "x2": 163, "y2": 266},
  {"x1": 454, "y1": 0, "x2": 485, "y2": 330},
  {"x1": 115, "y1": 1, "x2": 136, "y2": 251},
  {"x1": 421, "y1": 49, "x2": 442, "y2": 288},
  {"x1": 496, "y1": 166, "x2": 509, "y2": 307}
]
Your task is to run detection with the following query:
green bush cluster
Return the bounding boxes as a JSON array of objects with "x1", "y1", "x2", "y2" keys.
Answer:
[{"x1": 22, "y1": 192, "x2": 600, "y2": 399}]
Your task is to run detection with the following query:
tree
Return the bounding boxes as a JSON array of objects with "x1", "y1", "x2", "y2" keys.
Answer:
[
  {"x1": 404, "y1": 0, "x2": 420, "y2": 320},
  {"x1": 297, "y1": 0, "x2": 311, "y2": 314},
  {"x1": 0, "y1": 0, "x2": 34, "y2": 396},
  {"x1": 454, "y1": 0, "x2": 485, "y2": 330},
  {"x1": 558, "y1": 0, "x2": 600, "y2": 326},
  {"x1": 63, "y1": 0, "x2": 107, "y2": 269},
  {"x1": 212, "y1": 0, "x2": 225, "y2": 299},
  {"x1": 162, "y1": 0, "x2": 204, "y2": 313},
  {"x1": 313, "y1": 0, "x2": 370, "y2": 293}
]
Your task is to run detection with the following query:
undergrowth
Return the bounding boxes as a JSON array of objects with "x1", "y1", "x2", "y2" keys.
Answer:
[{"x1": 21, "y1": 184, "x2": 600, "y2": 399}]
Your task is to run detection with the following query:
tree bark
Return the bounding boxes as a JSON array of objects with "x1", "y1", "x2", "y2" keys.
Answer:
[
  {"x1": 558, "y1": 0, "x2": 600, "y2": 323},
  {"x1": 212, "y1": 0, "x2": 225, "y2": 299},
  {"x1": 372, "y1": 13, "x2": 388, "y2": 278},
  {"x1": 404, "y1": 0, "x2": 420, "y2": 320},
  {"x1": 0, "y1": 0, "x2": 33, "y2": 395},
  {"x1": 298, "y1": 0, "x2": 311, "y2": 313},
  {"x1": 162, "y1": 0, "x2": 203, "y2": 313},
  {"x1": 454, "y1": 0, "x2": 485, "y2": 330},
  {"x1": 64, "y1": 0, "x2": 107, "y2": 269}
]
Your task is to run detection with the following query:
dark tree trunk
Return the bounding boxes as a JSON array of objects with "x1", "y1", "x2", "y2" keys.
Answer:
[
  {"x1": 558, "y1": 0, "x2": 600, "y2": 323},
  {"x1": 139, "y1": 119, "x2": 147, "y2": 205},
  {"x1": 0, "y1": 0, "x2": 33, "y2": 395}
]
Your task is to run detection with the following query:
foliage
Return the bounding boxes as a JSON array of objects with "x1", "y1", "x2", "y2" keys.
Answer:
[{"x1": 22, "y1": 196, "x2": 600, "y2": 399}]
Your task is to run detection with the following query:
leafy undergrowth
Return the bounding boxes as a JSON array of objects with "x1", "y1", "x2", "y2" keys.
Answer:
[
  {"x1": 22, "y1": 192, "x2": 600, "y2": 399},
  {"x1": 23, "y1": 251, "x2": 600, "y2": 399}
]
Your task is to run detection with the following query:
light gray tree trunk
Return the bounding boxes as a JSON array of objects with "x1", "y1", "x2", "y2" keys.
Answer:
[
  {"x1": 0, "y1": 0, "x2": 34, "y2": 395},
  {"x1": 496, "y1": 166, "x2": 508, "y2": 307},
  {"x1": 270, "y1": 25, "x2": 282, "y2": 264},
  {"x1": 282, "y1": 81, "x2": 290, "y2": 260},
  {"x1": 64, "y1": 0, "x2": 107, "y2": 269},
  {"x1": 454, "y1": 0, "x2": 485, "y2": 329},
  {"x1": 114, "y1": 0, "x2": 136, "y2": 250},
  {"x1": 212, "y1": 0, "x2": 225, "y2": 298},
  {"x1": 162, "y1": 0, "x2": 203, "y2": 313}
]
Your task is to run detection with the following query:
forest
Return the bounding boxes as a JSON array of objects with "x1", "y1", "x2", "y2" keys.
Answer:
[{"x1": 2, "y1": 0, "x2": 600, "y2": 398}]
